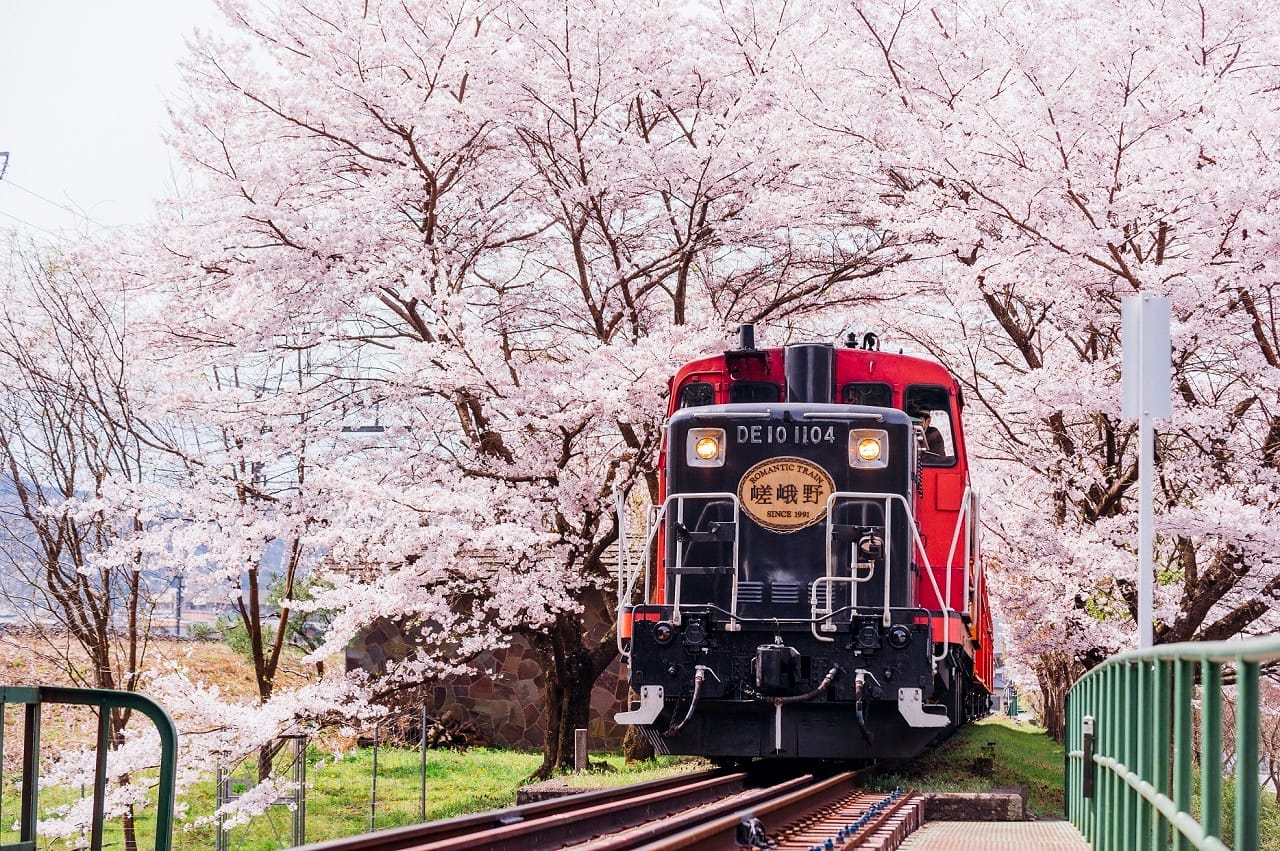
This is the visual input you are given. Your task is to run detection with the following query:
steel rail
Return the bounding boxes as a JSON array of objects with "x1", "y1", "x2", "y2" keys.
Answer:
[
  {"x1": 292, "y1": 769, "x2": 742, "y2": 851},
  {"x1": 633, "y1": 770, "x2": 871, "y2": 850},
  {"x1": 569, "y1": 774, "x2": 816, "y2": 850}
]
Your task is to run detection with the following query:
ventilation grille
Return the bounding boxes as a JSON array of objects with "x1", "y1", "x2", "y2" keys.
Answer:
[
  {"x1": 737, "y1": 582, "x2": 764, "y2": 604},
  {"x1": 770, "y1": 582, "x2": 802, "y2": 604}
]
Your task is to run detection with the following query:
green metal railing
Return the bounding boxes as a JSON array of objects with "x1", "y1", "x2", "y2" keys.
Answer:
[
  {"x1": 0, "y1": 686, "x2": 178, "y2": 851},
  {"x1": 1066, "y1": 634, "x2": 1280, "y2": 851}
]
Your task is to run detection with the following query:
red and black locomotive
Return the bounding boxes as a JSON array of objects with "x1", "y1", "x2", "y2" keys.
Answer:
[{"x1": 616, "y1": 327, "x2": 994, "y2": 761}]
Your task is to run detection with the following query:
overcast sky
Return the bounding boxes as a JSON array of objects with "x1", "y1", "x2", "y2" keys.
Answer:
[{"x1": 0, "y1": 0, "x2": 221, "y2": 241}]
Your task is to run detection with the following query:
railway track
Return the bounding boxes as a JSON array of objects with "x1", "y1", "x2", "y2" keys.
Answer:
[{"x1": 295, "y1": 767, "x2": 924, "y2": 851}]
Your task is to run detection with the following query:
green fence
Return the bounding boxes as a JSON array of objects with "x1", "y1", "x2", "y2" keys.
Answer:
[
  {"x1": 1065, "y1": 634, "x2": 1280, "y2": 851},
  {"x1": 0, "y1": 686, "x2": 178, "y2": 851}
]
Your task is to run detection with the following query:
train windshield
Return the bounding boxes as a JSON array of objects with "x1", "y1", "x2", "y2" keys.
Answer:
[
  {"x1": 678, "y1": 381, "x2": 715, "y2": 408},
  {"x1": 729, "y1": 381, "x2": 781, "y2": 403},
  {"x1": 842, "y1": 381, "x2": 893, "y2": 407}
]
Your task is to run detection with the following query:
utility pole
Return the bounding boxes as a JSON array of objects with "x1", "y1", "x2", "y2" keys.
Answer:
[{"x1": 1122, "y1": 294, "x2": 1171, "y2": 649}]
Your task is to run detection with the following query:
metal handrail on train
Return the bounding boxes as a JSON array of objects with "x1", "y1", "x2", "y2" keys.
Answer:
[
  {"x1": 616, "y1": 491, "x2": 743, "y2": 654},
  {"x1": 666, "y1": 492, "x2": 743, "y2": 627},
  {"x1": 618, "y1": 485, "x2": 969, "y2": 672},
  {"x1": 817, "y1": 492, "x2": 953, "y2": 666},
  {"x1": 1065, "y1": 634, "x2": 1280, "y2": 851},
  {"x1": 811, "y1": 491, "x2": 902, "y2": 640},
  {"x1": 940, "y1": 485, "x2": 980, "y2": 615},
  {"x1": 0, "y1": 686, "x2": 178, "y2": 851}
]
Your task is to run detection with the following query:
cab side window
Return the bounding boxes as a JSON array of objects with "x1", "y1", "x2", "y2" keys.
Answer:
[{"x1": 904, "y1": 385, "x2": 956, "y2": 467}]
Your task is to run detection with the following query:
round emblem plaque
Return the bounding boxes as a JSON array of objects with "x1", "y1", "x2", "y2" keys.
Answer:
[{"x1": 736, "y1": 456, "x2": 836, "y2": 533}]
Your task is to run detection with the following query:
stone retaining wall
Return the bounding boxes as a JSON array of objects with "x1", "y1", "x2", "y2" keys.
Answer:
[{"x1": 422, "y1": 634, "x2": 631, "y2": 751}]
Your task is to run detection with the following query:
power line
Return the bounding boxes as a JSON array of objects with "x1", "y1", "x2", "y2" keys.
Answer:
[
  {"x1": 0, "y1": 207, "x2": 67, "y2": 239},
  {"x1": 0, "y1": 177, "x2": 105, "y2": 227},
  {"x1": 0, "y1": 153, "x2": 108, "y2": 229}
]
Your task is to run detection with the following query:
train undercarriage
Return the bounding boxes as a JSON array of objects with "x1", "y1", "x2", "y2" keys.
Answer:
[{"x1": 620, "y1": 606, "x2": 986, "y2": 761}]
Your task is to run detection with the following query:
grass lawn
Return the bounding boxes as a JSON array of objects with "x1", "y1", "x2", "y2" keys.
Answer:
[
  {"x1": 5, "y1": 727, "x2": 1277, "y2": 849},
  {"x1": 193, "y1": 746, "x2": 547, "y2": 849},
  {"x1": 559, "y1": 754, "x2": 711, "y2": 789},
  {"x1": 873, "y1": 715, "x2": 1067, "y2": 818},
  {"x1": 2, "y1": 746, "x2": 699, "y2": 850}
]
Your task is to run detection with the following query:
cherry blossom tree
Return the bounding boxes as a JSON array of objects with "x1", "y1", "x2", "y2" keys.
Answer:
[
  {"x1": 828, "y1": 0, "x2": 1280, "y2": 735},
  {"x1": 29, "y1": 0, "x2": 1275, "y2": 787},
  {"x1": 0, "y1": 239, "x2": 170, "y2": 850},
  {"x1": 123, "y1": 0, "x2": 916, "y2": 777}
]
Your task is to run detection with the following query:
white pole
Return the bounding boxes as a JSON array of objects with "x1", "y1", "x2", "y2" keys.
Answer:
[
  {"x1": 1123, "y1": 293, "x2": 1169, "y2": 651},
  {"x1": 1138, "y1": 409, "x2": 1154, "y2": 649}
]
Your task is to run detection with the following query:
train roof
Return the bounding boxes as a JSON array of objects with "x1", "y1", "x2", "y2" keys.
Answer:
[{"x1": 668, "y1": 342, "x2": 963, "y2": 416}]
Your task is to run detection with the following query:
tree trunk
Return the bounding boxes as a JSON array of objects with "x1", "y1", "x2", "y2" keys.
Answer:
[
  {"x1": 121, "y1": 806, "x2": 138, "y2": 851},
  {"x1": 1035, "y1": 652, "x2": 1078, "y2": 742},
  {"x1": 531, "y1": 613, "x2": 596, "y2": 779},
  {"x1": 622, "y1": 725, "x2": 655, "y2": 763},
  {"x1": 108, "y1": 710, "x2": 139, "y2": 851},
  {"x1": 258, "y1": 742, "x2": 276, "y2": 784}
]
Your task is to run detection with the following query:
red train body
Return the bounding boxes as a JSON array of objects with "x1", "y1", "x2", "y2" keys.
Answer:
[{"x1": 616, "y1": 329, "x2": 994, "y2": 761}]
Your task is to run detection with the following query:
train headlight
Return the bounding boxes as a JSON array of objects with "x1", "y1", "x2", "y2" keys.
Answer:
[
  {"x1": 653, "y1": 622, "x2": 676, "y2": 644},
  {"x1": 849, "y1": 429, "x2": 889, "y2": 469},
  {"x1": 687, "y1": 428, "x2": 725, "y2": 467},
  {"x1": 887, "y1": 625, "x2": 912, "y2": 649}
]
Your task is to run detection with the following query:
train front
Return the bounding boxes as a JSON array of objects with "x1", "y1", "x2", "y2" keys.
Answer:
[{"x1": 616, "y1": 343, "x2": 954, "y2": 761}]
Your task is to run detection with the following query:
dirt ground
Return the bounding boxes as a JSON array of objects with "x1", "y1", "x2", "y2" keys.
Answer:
[{"x1": 0, "y1": 631, "x2": 312, "y2": 763}]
